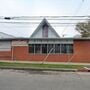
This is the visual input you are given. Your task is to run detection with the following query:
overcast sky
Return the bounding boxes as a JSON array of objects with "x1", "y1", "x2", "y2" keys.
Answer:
[{"x1": 0, "y1": 0, "x2": 90, "y2": 37}]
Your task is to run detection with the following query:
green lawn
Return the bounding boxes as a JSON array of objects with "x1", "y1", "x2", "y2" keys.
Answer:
[{"x1": 0, "y1": 62, "x2": 89, "y2": 69}]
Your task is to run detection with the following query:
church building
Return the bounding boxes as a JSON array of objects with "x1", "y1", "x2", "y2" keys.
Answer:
[{"x1": 0, "y1": 19, "x2": 90, "y2": 63}]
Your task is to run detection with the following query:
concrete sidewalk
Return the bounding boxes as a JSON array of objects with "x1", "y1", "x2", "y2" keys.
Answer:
[{"x1": 0, "y1": 60, "x2": 90, "y2": 65}]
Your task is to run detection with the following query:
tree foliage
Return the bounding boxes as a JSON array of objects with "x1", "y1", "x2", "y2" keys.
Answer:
[{"x1": 76, "y1": 20, "x2": 90, "y2": 37}]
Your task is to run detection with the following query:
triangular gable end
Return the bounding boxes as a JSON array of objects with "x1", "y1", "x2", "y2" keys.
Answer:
[{"x1": 30, "y1": 18, "x2": 60, "y2": 38}]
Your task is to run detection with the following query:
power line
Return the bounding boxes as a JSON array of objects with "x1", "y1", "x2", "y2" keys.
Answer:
[
  {"x1": 1, "y1": 18, "x2": 89, "y2": 20},
  {"x1": 0, "y1": 15, "x2": 90, "y2": 20},
  {"x1": 0, "y1": 21, "x2": 79, "y2": 24},
  {"x1": 61, "y1": 0, "x2": 85, "y2": 36}
]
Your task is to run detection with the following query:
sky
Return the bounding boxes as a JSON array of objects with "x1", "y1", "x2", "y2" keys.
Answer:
[{"x1": 0, "y1": 0, "x2": 90, "y2": 37}]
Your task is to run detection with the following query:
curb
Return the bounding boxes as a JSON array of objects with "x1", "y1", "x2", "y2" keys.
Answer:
[
  {"x1": 0, "y1": 67, "x2": 90, "y2": 72},
  {"x1": 0, "y1": 67, "x2": 77, "y2": 72}
]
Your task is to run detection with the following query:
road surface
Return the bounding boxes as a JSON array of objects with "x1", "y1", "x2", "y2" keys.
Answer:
[{"x1": 0, "y1": 69, "x2": 90, "y2": 90}]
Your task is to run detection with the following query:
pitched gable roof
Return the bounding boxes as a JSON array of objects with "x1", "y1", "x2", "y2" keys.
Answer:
[
  {"x1": 0, "y1": 32, "x2": 15, "y2": 39},
  {"x1": 30, "y1": 18, "x2": 60, "y2": 38}
]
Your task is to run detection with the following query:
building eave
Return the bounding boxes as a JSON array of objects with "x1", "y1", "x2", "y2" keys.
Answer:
[
  {"x1": 0, "y1": 37, "x2": 90, "y2": 41},
  {"x1": 0, "y1": 38, "x2": 29, "y2": 41}
]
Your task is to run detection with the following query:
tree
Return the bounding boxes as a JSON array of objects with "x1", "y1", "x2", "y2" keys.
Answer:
[{"x1": 75, "y1": 20, "x2": 90, "y2": 37}]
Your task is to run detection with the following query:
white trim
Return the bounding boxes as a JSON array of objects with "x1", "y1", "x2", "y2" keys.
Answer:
[{"x1": 29, "y1": 39, "x2": 73, "y2": 44}]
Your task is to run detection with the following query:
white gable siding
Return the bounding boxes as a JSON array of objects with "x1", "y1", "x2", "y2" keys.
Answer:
[
  {"x1": 31, "y1": 28, "x2": 59, "y2": 38},
  {"x1": 48, "y1": 28, "x2": 58, "y2": 38},
  {"x1": 31, "y1": 28, "x2": 42, "y2": 38},
  {"x1": 0, "y1": 41, "x2": 11, "y2": 51}
]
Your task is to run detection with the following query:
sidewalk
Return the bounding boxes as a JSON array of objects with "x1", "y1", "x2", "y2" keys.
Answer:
[{"x1": 0, "y1": 60, "x2": 90, "y2": 65}]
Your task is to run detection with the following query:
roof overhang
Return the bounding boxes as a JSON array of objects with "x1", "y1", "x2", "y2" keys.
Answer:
[{"x1": 0, "y1": 37, "x2": 90, "y2": 41}]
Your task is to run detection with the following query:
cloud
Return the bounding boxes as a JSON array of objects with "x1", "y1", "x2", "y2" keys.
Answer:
[
  {"x1": 0, "y1": 0, "x2": 33, "y2": 16},
  {"x1": 0, "y1": 0, "x2": 81, "y2": 37}
]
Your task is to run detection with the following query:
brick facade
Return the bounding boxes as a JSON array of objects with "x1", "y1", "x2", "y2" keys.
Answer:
[
  {"x1": 0, "y1": 51, "x2": 12, "y2": 60},
  {"x1": 72, "y1": 40, "x2": 90, "y2": 63},
  {"x1": 0, "y1": 40, "x2": 90, "y2": 63}
]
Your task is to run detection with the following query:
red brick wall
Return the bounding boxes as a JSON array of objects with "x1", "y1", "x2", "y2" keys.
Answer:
[
  {"x1": 72, "y1": 40, "x2": 90, "y2": 63},
  {"x1": 0, "y1": 51, "x2": 12, "y2": 60},
  {"x1": 27, "y1": 54, "x2": 73, "y2": 62},
  {"x1": 0, "y1": 40, "x2": 90, "y2": 63},
  {"x1": 12, "y1": 46, "x2": 29, "y2": 60},
  {"x1": 12, "y1": 40, "x2": 90, "y2": 63},
  {"x1": 12, "y1": 46, "x2": 73, "y2": 62}
]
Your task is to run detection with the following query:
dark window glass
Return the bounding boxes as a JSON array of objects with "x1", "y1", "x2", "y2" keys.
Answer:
[
  {"x1": 55, "y1": 44, "x2": 60, "y2": 53},
  {"x1": 35, "y1": 44, "x2": 41, "y2": 53},
  {"x1": 47, "y1": 44, "x2": 54, "y2": 53},
  {"x1": 29, "y1": 44, "x2": 73, "y2": 54},
  {"x1": 67, "y1": 44, "x2": 73, "y2": 53},
  {"x1": 61, "y1": 44, "x2": 67, "y2": 53},
  {"x1": 42, "y1": 44, "x2": 47, "y2": 54},
  {"x1": 42, "y1": 24, "x2": 48, "y2": 37}
]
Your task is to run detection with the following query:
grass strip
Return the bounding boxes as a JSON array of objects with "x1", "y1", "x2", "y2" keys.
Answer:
[{"x1": 0, "y1": 62, "x2": 89, "y2": 69}]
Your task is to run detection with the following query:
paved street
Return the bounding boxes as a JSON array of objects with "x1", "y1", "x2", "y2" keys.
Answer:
[{"x1": 0, "y1": 69, "x2": 90, "y2": 90}]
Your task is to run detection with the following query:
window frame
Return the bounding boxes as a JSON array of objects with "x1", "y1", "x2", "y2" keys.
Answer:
[{"x1": 28, "y1": 44, "x2": 73, "y2": 54}]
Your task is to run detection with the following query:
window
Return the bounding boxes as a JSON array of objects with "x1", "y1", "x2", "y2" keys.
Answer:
[
  {"x1": 61, "y1": 44, "x2": 67, "y2": 53},
  {"x1": 55, "y1": 44, "x2": 60, "y2": 53},
  {"x1": 42, "y1": 24, "x2": 48, "y2": 37},
  {"x1": 61, "y1": 44, "x2": 73, "y2": 54},
  {"x1": 29, "y1": 44, "x2": 73, "y2": 54},
  {"x1": 47, "y1": 44, "x2": 54, "y2": 53},
  {"x1": 35, "y1": 44, "x2": 41, "y2": 53},
  {"x1": 42, "y1": 44, "x2": 47, "y2": 54},
  {"x1": 67, "y1": 44, "x2": 73, "y2": 53}
]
